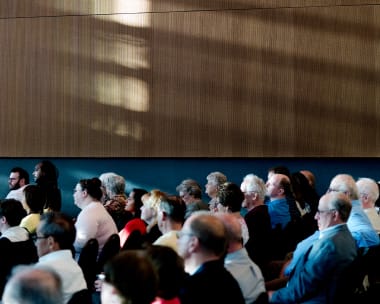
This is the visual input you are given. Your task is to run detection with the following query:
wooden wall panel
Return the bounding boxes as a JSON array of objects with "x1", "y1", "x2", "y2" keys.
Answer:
[{"x1": 0, "y1": 1, "x2": 379, "y2": 156}]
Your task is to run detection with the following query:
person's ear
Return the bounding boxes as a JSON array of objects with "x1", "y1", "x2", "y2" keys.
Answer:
[
  {"x1": 0, "y1": 216, "x2": 7, "y2": 224},
  {"x1": 278, "y1": 187, "x2": 285, "y2": 195},
  {"x1": 47, "y1": 236, "x2": 56, "y2": 249},
  {"x1": 252, "y1": 192, "x2": 258, "y2": 201},
  {"x1": 188, "y1": 235, "x2": 199, "y2": 253}
]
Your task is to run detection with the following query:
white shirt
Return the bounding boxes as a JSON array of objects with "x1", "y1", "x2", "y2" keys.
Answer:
[
  {"x1": 364, "y1": 208, "x2": 380, "y2": 234},
  {"x1": 1, "y1": 226, "x2": 29, "y2": 242},
  {"x1": 6, "y1": 185, "x2": 28, "y2": 205},
  {"x1": 224, "y1": 248, "x2": 266, "y2": 304},
  {"x1": 37, "y1": 250, "x2": 87, "y2": 304}
]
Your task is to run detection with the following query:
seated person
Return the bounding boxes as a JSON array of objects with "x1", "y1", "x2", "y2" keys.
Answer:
[
  {"x1": 268, "y1": 192, "x2": 357, "y2": 303},
  {"x1": 2, "y1": 265, "x2": 63, "y2": 304},
  {"x1": 20, "y1": 185, "x2": 45, "y2": 235},
  {"x1": 101, "y1": 250, "x2": 158, "y2": 304},
  {"x1": 154, "y1": 195, "x2": 186, "y2": 253},
  {"x1": 177, "y1": 212, "x2": 245, "y2": 304},
  {"x1": 283, "y1": 174, "x2": 380, "y2": 279},
  {"x1": 146, "y1": 245, "x2": 186, "y2": 304},
  {"x1": 35, "y1": 212, "x2": 87, "y2": 303},
  {"x1": 73, "y1": 178, "x2": 118, "y2": 259},
  {"x1": 0, "y1": 199, "x2": 38, "y2": 297},
  {"x1": 216, "y1": 212, "x2": 266, "y2": 304}
]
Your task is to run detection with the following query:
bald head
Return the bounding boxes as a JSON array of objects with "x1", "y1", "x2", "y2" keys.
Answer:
[
  {"x1": 179, "y1": 211, "x2": 227, "y2": 258},
  {"x1": 3, "y1": 266, "x2": 63, "y2": 304},
  {"x1": 214, "y1": 213, "x2": 243, "y2": 252},
  {"x1": 266, "y1": 173, "x2": 291, "y2": 199}
]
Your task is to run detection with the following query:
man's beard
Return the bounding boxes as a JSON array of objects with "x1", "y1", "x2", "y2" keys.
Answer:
[{"x1": 9, "y1": 182, "x2": 21, "y2": 190}]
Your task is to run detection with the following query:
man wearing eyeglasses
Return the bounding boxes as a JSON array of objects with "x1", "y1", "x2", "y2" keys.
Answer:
[
  {"x1": 177, "y1": 212, "x2": 245, "y2": 304},
  {"x1": 34, "y1": 212, "x2": 87, "y2": 304},
  {"x1": 268, "y1": 192, "x2": 357, "y2": 303},
  {"x1": 282, "y1": 173, "x2": 379, "y2": 280}
]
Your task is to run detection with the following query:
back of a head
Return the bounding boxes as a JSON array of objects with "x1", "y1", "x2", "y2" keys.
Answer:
[
  {"x1": 23, "y1": 185, "x2": 45, "y2": 214},
  {"x1": 103, "y1": 250, "x2": 158, "y2": 304},
  {"x1": 159, "y1": 195, "x2": 186, "y2": 223},
  {"x1": 189, "y1": 213, "x2": 227, "y2": 258},
  {"x1": 217, "y1": 182, "x2": 244, "y2": 212},
  {"x1": 0, "y1": 199, "x2": 27, "y2": 227},
  {"x1": 291, "y1": 172, "x2": 315, "y2": 200},
  {"x1": 215, "y1": 213, "x2": 243, "y2": 248},
  {"x1": 39, "y1": 212, "x2": 76, "y2": 250},
  {"x1": 146, "y1": 245, "x2": 185, "y2": 300},
  {"x1": 2, "y1": 265, "x2": 63, "y2": 304}
]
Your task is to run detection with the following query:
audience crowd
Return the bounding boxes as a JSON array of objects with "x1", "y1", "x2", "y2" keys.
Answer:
[{"x1": 0, "y1": 160, "x2": 379, "y2": 303}]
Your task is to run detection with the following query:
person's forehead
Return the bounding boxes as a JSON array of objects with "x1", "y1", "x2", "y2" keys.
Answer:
[
  {"x1": 10, "y1": 172, "x2": 20, "y2": 177},
  {"x1": 269, "y1": 175, "x2": 279, "y2": 184},
  {"x1": 319, "y1": 195, "x2": 330, "y2": 207}
]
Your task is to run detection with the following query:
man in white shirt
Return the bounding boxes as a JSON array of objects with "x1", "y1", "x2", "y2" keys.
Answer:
[{"x1": 34, "y1": 212, "x2": 87, "y2": 304}]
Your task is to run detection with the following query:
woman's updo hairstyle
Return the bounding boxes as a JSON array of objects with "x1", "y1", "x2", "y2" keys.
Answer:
[{"x1": 79, "y1": 178, "x2": 103, "y2": 201}]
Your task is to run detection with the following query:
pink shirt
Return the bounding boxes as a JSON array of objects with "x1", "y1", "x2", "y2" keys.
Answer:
[{"x1": 74, "y1": 201, "x2": 118, "y2": 258}]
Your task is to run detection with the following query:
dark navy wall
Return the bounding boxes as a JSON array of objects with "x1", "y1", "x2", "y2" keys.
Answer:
[{"x1": 0, "y1": 158, "x2": 379, "y2": 218}]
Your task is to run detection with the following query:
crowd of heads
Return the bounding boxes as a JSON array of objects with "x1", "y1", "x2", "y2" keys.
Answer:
[{"x1": 1, "y1": 160, "x2": 380, "y2": 304}]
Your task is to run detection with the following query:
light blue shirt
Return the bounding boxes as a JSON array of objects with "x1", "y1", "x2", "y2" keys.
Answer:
[
  {"x1": 347, "y1": 200, "x2": 380, "y2": 248},
  {"x1": 224, "y1": 248, "x2": 266, "y2": 304}
]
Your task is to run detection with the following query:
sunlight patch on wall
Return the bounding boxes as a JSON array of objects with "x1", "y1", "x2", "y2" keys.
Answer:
[
  {"x1": 95, "y1": 73, "x2": 149, "y2": 112},
  {"x1": 90, "y1": 119, "x2": 143, "y2": 140},
  {"x1": 94, "y1": 1, "x2": 151, "y2": 112}
]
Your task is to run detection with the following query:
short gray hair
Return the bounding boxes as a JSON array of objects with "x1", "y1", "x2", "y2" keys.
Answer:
[
  {"x1": 241, "y1": 174, "x2": 266, "y2": 201},
  {"x1": 99, "y1": 172, "x2": 126, "y2": 196},
  {"x1": 206, "y1": 172, "x2": 227, "y2": 185}
]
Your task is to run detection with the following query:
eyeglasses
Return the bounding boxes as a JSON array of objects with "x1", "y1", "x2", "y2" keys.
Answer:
[
  {"x1": 31, "y1": 235, "x2": 49, "y2": 242},
  {"x1": 243, "y1": 191, "x2": 257, "y2": 195},
  {"x1": 316, "y1": 209, "x2": 336, "y2": 215}
]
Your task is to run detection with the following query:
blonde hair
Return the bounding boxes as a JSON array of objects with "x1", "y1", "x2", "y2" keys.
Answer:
[{"x1": 143, "y1": 190, "x2": 166, "y2": 232}]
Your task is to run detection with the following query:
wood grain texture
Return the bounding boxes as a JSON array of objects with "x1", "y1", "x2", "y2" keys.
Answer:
[{"x1": 0, "y1": 1, "x2": 378, "y2": 156}]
